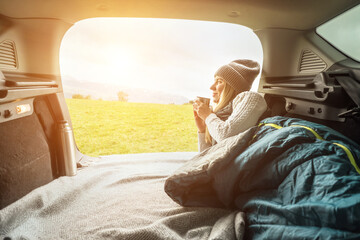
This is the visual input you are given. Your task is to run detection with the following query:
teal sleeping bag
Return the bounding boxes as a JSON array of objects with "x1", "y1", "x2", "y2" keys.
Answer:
[
  {"x1": 165, "y1": 116, "x2": 360, "y2": 239},
  {"x1": 231, "y1": 116, "x2": 360, "y2": 239}
]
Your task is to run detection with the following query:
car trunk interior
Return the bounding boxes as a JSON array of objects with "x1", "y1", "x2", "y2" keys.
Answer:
[
  {"x1": 256, "y1": 28, "x2": 360, "y2": 145},
  {"x1": 0, "y1": 17, "x2": 78, "y2": 208},
  {"x1": 1, "y1": 0, "x2": 359, "y2": 210}
]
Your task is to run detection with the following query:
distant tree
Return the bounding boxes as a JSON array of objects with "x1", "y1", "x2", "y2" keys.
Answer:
[
  {"x1": 72, "y1": 94, "x2": 85, "y2": 99},
  {"x1": 188, "y1": 100, "x2": 194, "y2": 104},
  {"x1": 117, "y1": 91, "x2": 129, "y2": 102},
  {"x1": 72, "y1": 94, "x2": 91, "y2": 99}
]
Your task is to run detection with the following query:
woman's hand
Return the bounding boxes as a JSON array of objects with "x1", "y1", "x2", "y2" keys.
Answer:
[
  {"x1": 193, "y1": 109, "x2": 206, "y2": 133},
  {"x1": 193, "y1": 100, "x2": 212, "y2": 132}
]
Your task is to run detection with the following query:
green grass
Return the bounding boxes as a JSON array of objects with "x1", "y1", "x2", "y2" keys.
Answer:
[{"x1": 66, "y1": 99, "x2": 198, "y2": 156}]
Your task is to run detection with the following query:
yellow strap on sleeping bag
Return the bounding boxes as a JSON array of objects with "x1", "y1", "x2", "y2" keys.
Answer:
[
  {"x1": 290, "y1": 125, "x2": 324, "y2": 140},
  {"x1": 333, "y1": 142, "x2": 360, "y2": 174},
  {"x1": 258, "y1": 122, "x2": 360, "y2": 174},
  {"x1": 258, "y1": 123, "x2": 282, "y2": 129}
]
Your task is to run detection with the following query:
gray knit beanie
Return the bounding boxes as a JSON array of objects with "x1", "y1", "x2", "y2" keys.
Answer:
[{"x1": 214, "y1": 59, "x2": 260, "y2": 93}]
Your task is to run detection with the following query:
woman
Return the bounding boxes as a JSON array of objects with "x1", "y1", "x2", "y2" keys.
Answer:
[{"x1": 193, "y1": 59, "x2": 268, "y2": 152}]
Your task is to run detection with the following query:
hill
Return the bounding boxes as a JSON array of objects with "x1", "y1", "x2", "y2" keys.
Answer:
[{"x1": 61, "y1": 76, "x2": 189, "y2": 104}]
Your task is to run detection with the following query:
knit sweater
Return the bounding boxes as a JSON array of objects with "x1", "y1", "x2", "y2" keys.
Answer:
[{"x1": 198, "y1": 91, "x2": 267, "y2": 152}]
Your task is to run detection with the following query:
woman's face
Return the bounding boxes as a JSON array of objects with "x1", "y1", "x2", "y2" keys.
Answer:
[{"x1": 210, "y1": 77, "x2": 225, "y2": 104}]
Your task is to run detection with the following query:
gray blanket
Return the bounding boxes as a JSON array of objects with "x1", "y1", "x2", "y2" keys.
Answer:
[
  {"x1": 0, "y1": 152, "x2": 245, "y2": 240},
  {"x1": 165, "y1": 129, "x2": 255, "y2": 207}
]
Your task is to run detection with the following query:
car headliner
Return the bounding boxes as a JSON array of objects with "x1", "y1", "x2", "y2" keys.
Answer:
[{"x1": 0, "y1": 0, "x2": 359, "y2": 30}]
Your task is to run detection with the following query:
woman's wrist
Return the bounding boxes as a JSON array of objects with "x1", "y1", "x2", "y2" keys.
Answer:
[
  {"x1": 197, "y1": 126, "x2": 206, "y2": 133},
  {"x1": 203, "y1": 112, "x2": 213, "y2": 121},
  {"x1": 200, "y1": 112, "x2": 212, "y2": 121}
]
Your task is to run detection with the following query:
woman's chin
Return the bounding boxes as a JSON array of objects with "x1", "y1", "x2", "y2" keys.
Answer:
[{"x1": 212, "y1": 95, "x2": 219, "y2": 103}]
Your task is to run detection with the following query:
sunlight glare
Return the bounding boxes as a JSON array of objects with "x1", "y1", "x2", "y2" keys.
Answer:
[{"x1": 60, "y1": 18, "x2": 263, "y2": 103}]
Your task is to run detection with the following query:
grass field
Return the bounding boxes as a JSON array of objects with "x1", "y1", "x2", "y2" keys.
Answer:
[{"x1": 66, "y1": 99, "x2": 199, "y2": 156}]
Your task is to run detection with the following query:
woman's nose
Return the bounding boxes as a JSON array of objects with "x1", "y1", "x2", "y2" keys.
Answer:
[{"x1": 210, "y1": 83, "x2": 216, "y2": 90}]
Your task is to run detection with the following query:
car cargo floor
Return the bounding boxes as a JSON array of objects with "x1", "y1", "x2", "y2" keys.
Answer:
[{"x1": 0, "y1": 152, "x2": 244, "y2": 240}]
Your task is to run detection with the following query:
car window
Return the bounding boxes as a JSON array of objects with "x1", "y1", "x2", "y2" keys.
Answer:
[
  {"x1": 316, "y1": 4, "x2": 360, "y2": 62},
  {"x1": 60, "y1": 18, "x2": 263, "y2": 156}
]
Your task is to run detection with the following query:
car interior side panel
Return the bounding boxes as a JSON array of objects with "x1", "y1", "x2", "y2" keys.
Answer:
[
  {"x1": 0, "y1": 105, "x2": 53, "y2": 209},
  {"x1": 256, "y1": 28, "x2": 360, "y2": 145},
  {"x1": 0, "y1": 15, "x2": 79, "y2": 208}
]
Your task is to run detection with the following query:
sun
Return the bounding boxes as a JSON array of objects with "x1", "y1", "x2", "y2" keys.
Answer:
[{"x1": 109, "y1": 47, "x2": 136, "y2": 71}]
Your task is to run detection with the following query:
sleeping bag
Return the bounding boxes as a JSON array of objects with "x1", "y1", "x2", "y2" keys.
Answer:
[{"x1": 165, "y1": 116, "x2": 360, "y2": 239}]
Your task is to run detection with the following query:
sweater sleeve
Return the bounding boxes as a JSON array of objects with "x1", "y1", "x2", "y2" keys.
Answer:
[
  {"x1": 205, "y1": 91, "x2": 267, "y2": 143},
  {"x1": 198, "y1": 132, "x2": 212, "y2": 152}
]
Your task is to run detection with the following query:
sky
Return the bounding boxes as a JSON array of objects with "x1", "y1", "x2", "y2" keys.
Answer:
[{"x1": 60, "y1": 18, "x2": 263, "y2": 101}]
